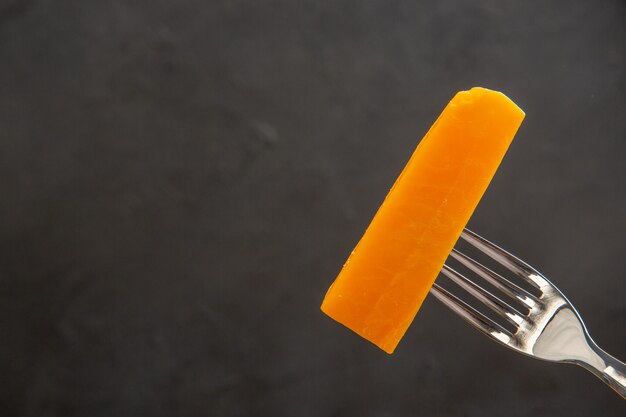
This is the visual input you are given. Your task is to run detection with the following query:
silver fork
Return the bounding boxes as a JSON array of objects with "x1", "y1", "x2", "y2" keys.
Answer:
[{"x1": 430, "y1": 229, "x2": 626, "y2": 398}]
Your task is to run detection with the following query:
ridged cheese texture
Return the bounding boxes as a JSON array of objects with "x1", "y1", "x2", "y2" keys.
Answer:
[{"x1": 321, "y1": 87, "x2": 525, "y2": 353}]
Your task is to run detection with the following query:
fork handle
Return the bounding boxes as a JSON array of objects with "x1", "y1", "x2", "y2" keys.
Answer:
[{"x1": 576, "y1": 339, "x2": 626, "y2": 399}]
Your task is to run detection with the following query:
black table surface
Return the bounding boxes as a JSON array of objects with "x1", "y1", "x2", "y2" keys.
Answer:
[{"x1": 1, "y1": 1, "x2": 625, "y2": 416}]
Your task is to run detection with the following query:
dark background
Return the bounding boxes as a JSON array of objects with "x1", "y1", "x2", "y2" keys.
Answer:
[{"x1": 1, "y1": 0, "x2": 625, "y2": 416}]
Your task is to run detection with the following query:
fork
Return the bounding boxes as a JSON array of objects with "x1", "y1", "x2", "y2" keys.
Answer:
[{"x1": 429, "y1": 229, "x2": 626, "y2": 398}]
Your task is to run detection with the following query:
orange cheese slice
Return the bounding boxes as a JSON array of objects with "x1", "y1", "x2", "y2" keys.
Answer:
[{"x1": 321, "y1": 87, "x2": 525, "y2": 353}]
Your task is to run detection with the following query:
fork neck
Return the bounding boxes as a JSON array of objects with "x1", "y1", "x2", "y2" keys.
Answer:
[
  {"x1": 532, "y1": 305, "x2": 626, "y2": 398},
  {"x1": 570, "y1": 336, "x2": 626, "y2": 399}
]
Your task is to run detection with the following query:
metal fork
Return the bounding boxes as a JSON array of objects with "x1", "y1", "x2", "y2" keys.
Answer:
[{"x1": 430, "y1": 229, "x2": 626, "y2": 398}]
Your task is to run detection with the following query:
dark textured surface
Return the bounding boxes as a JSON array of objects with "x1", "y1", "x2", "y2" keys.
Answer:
[{"x1": 1, "y1": 0, "x2": 625, "y2": 416}]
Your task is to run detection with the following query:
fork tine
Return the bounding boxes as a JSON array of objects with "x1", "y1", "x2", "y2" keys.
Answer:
[
  {"x1": 441, "y1": 264, "x2": 525, "y2": 326},
  {"x1": 430, "y1": 283, "x2": 512, "y2": 344},
  {"x1": 449, "y1": 248, "x2": 537, "y2": 309},
  {"x1": 460, "y1": 229, "x2": 549, "y2": 289}
]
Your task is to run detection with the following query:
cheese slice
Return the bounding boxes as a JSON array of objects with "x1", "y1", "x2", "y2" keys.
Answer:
[{"x1": 321, "y1": 87, "x2": 525, "y2": 353}]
